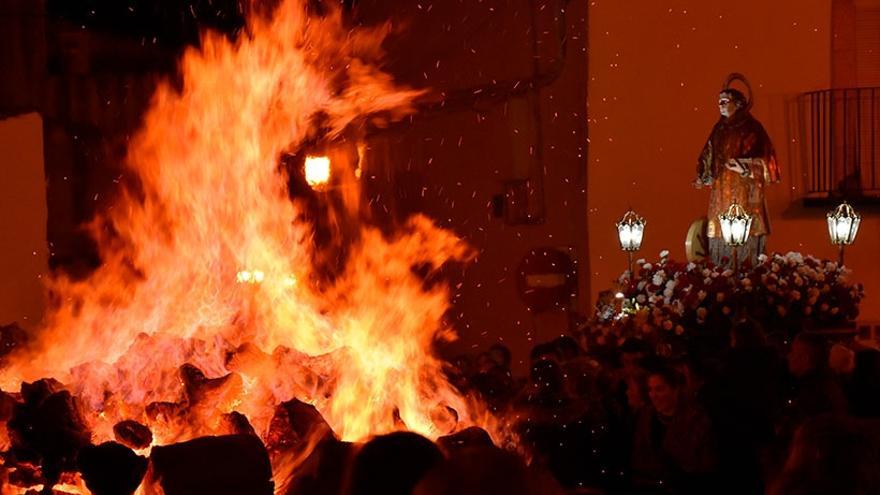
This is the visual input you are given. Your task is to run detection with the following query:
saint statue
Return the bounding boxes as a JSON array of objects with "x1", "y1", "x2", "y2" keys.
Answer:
[{"x1": 695, "y1": 74, "x2": 780, "y2": 266}]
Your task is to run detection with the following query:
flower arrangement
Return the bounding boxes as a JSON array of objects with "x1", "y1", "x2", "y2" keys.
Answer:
[{"x1": 591, "y1": 251, "x2": 865, "y2": 347}]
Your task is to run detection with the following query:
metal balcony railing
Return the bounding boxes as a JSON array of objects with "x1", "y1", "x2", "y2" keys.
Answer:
[{"x1": 800, "y1": 87, "x2": 880, "y2": 200}]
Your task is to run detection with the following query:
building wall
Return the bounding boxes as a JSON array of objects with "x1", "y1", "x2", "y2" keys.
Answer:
[
  {"x1": 588, "y1": 0, "x2": 880, "y2": 325},
  {"x1": 358, "y1": 0, "x2": 590, "y2": 368},
  {"x1": 0, "y1": 113, "x2": 48, "y2": 329}
]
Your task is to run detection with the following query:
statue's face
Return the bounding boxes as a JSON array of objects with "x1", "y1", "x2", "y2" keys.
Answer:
[{"x1": 719, "y1": 94, "x2": 738, "y2": 118}]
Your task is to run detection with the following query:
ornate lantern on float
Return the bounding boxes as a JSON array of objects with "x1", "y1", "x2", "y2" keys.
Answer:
[
  {"x1": 718, "y1": 202, "x2": 752, "y2": 270},
  {"x1": 616, "y1": 209, "x2": 645, "y2": 273},
  {"x1": 827, "y1": 201, "x2": 860, "y2": 266}
]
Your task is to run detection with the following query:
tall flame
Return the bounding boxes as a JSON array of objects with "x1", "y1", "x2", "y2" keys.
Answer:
[{"x1": 2, "y1": 0, "x2": 491, "y2": 462}]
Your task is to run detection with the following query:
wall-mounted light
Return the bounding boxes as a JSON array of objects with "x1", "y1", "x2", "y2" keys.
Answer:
[{"x1": 304, "y1": 155, "x2": 331, "y2": 189}]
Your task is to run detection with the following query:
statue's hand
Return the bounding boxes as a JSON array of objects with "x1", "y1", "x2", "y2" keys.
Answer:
[{"x1": 725, "y1": 159, "x2": 746, "y2": 175}]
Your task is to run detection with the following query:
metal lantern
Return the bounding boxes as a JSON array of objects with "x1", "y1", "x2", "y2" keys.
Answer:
[
  {"x1": 718, "y1": 202, "x2": 752, "y2": 271},
  {"x1": 827, "y1": 201, "x2": 860, "y2": 265},
  {"x1": 616, "y1": 210, "x2": 645, "y2": 272},
  {"x1": 719, "y1": 202, "x2": 752, "y2": 247},
  {"x1": 617, "y1": 210, "x2": 646, "y2": 251}
]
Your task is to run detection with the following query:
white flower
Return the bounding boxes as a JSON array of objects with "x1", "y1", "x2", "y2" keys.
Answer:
[
  {"x1": 663, "y1": 288, "x2": 674, "y2": 298},
  {"x1": 642, "y1": 263, "x2": 653, "y2": 270},
  {"x1": 636, "y1": 294, "x2": 646, "y2": 304},
  {"x1": 686, "y1": 262, "x2": 696, "y2": 271},
  {"x1": 659, "y1": 250, "x2": 670, "y2": 258},
  {"x1": 722, "y1": 269, "x2": 734, "y2": 278},
  {"x1": 652, "y1": 274, "x2": 664, "y2": 286},
  {"x1": 758, "y1": 254, "x2": 768, "y2": 262},
  {"x1": 702, "y1": 268, "x2": 712, "y2": 277},
  {"x1": 635, "y1": 258, "x2": 646, "y2": 265},
  {"x1": 785, "y1": 252, "x2": 804, "y2": 264},
  {"x1": 637, "y1": 281, "x2": 647, "y2": 291},
  {"x1": 672, "y1": 301, "x2": 685, "y2": 315},
  {"x1": 703, "y1": 277, "x2": 712, "y2": 285},
  {"x1": 665, "y1": 280, "x2": 677, "y2": 289}
]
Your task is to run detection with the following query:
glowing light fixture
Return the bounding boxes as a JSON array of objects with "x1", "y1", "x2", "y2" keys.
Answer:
[
  {"x1": 719, "y1": 202, "x2": 752, "y2": 270},
  {"x1": 827, "y1": 201, "x2": 860, "y2": 265},
  {"x1": 719, "y1": 202, "x2": 752, "y2": 247},
  {"x1": 616, "y1": 209, "x2": 645, "y2": 272},
  {"x1": 304, "y1": 155, "x2": 331, "y2": 188}
]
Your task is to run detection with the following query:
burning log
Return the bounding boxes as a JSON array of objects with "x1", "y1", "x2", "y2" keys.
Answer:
[
  {"x1": 77, "y1": 442, "x2": 148, "y2": 495},
  {"x1": 267, "y1": 398, "x2": 335, "y2": 453},
  {"x1": 6, "y1": 379, "x2": 91, "y2": 490},
  {"x1": 113, "y1": 420, "x2": 153, "y2": 450},
  {"x1": 149, "y1": 435, "x2": 273, "y2": 495},
  {"x1": 0, "y1": 389, "x2": 19, "y2": 422},
  {"x1": 5, "y1": 461, "x2": 42, "y2": 489},
  {"x1": 222, "y1": 411, "x2": 257, "y2": 437},
  {"x1": 180, "y1": 363, "x2": 238, "y2": 402},
  {"x1": 145, "y1": 401, "x2": 186, "y2": 423}
]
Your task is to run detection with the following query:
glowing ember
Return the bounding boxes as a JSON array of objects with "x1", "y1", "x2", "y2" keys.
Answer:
[
  {"x1": 1, "y1": 0, "x2": 498, "y2": 492},
  {"x1": 304, "y1": 155, "x2": 331, "y2": 188}
]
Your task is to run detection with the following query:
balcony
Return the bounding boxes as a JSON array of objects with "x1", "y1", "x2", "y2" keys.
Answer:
[{"x1": 799, "y1": 87, "x2": 880, "y2": 205}]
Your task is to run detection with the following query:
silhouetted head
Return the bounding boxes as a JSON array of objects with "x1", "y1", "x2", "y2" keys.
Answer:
[{"x1": 347, "y1": 431, "x2": 444, "y2": 495}]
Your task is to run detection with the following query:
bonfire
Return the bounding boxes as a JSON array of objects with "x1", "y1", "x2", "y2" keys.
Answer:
[{"x1": 0, "y1": 2, "x2": 498, "y2": 493}]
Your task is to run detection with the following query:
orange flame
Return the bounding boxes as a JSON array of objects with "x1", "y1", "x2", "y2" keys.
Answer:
[{"x1": 1, "y1": 0, "x2": 498, "y2": 480}]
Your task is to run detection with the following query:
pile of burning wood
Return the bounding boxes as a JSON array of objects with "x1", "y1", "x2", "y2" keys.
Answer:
[{"x1": 0, "y1": 324, "x2": 494, "y2": 495}]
